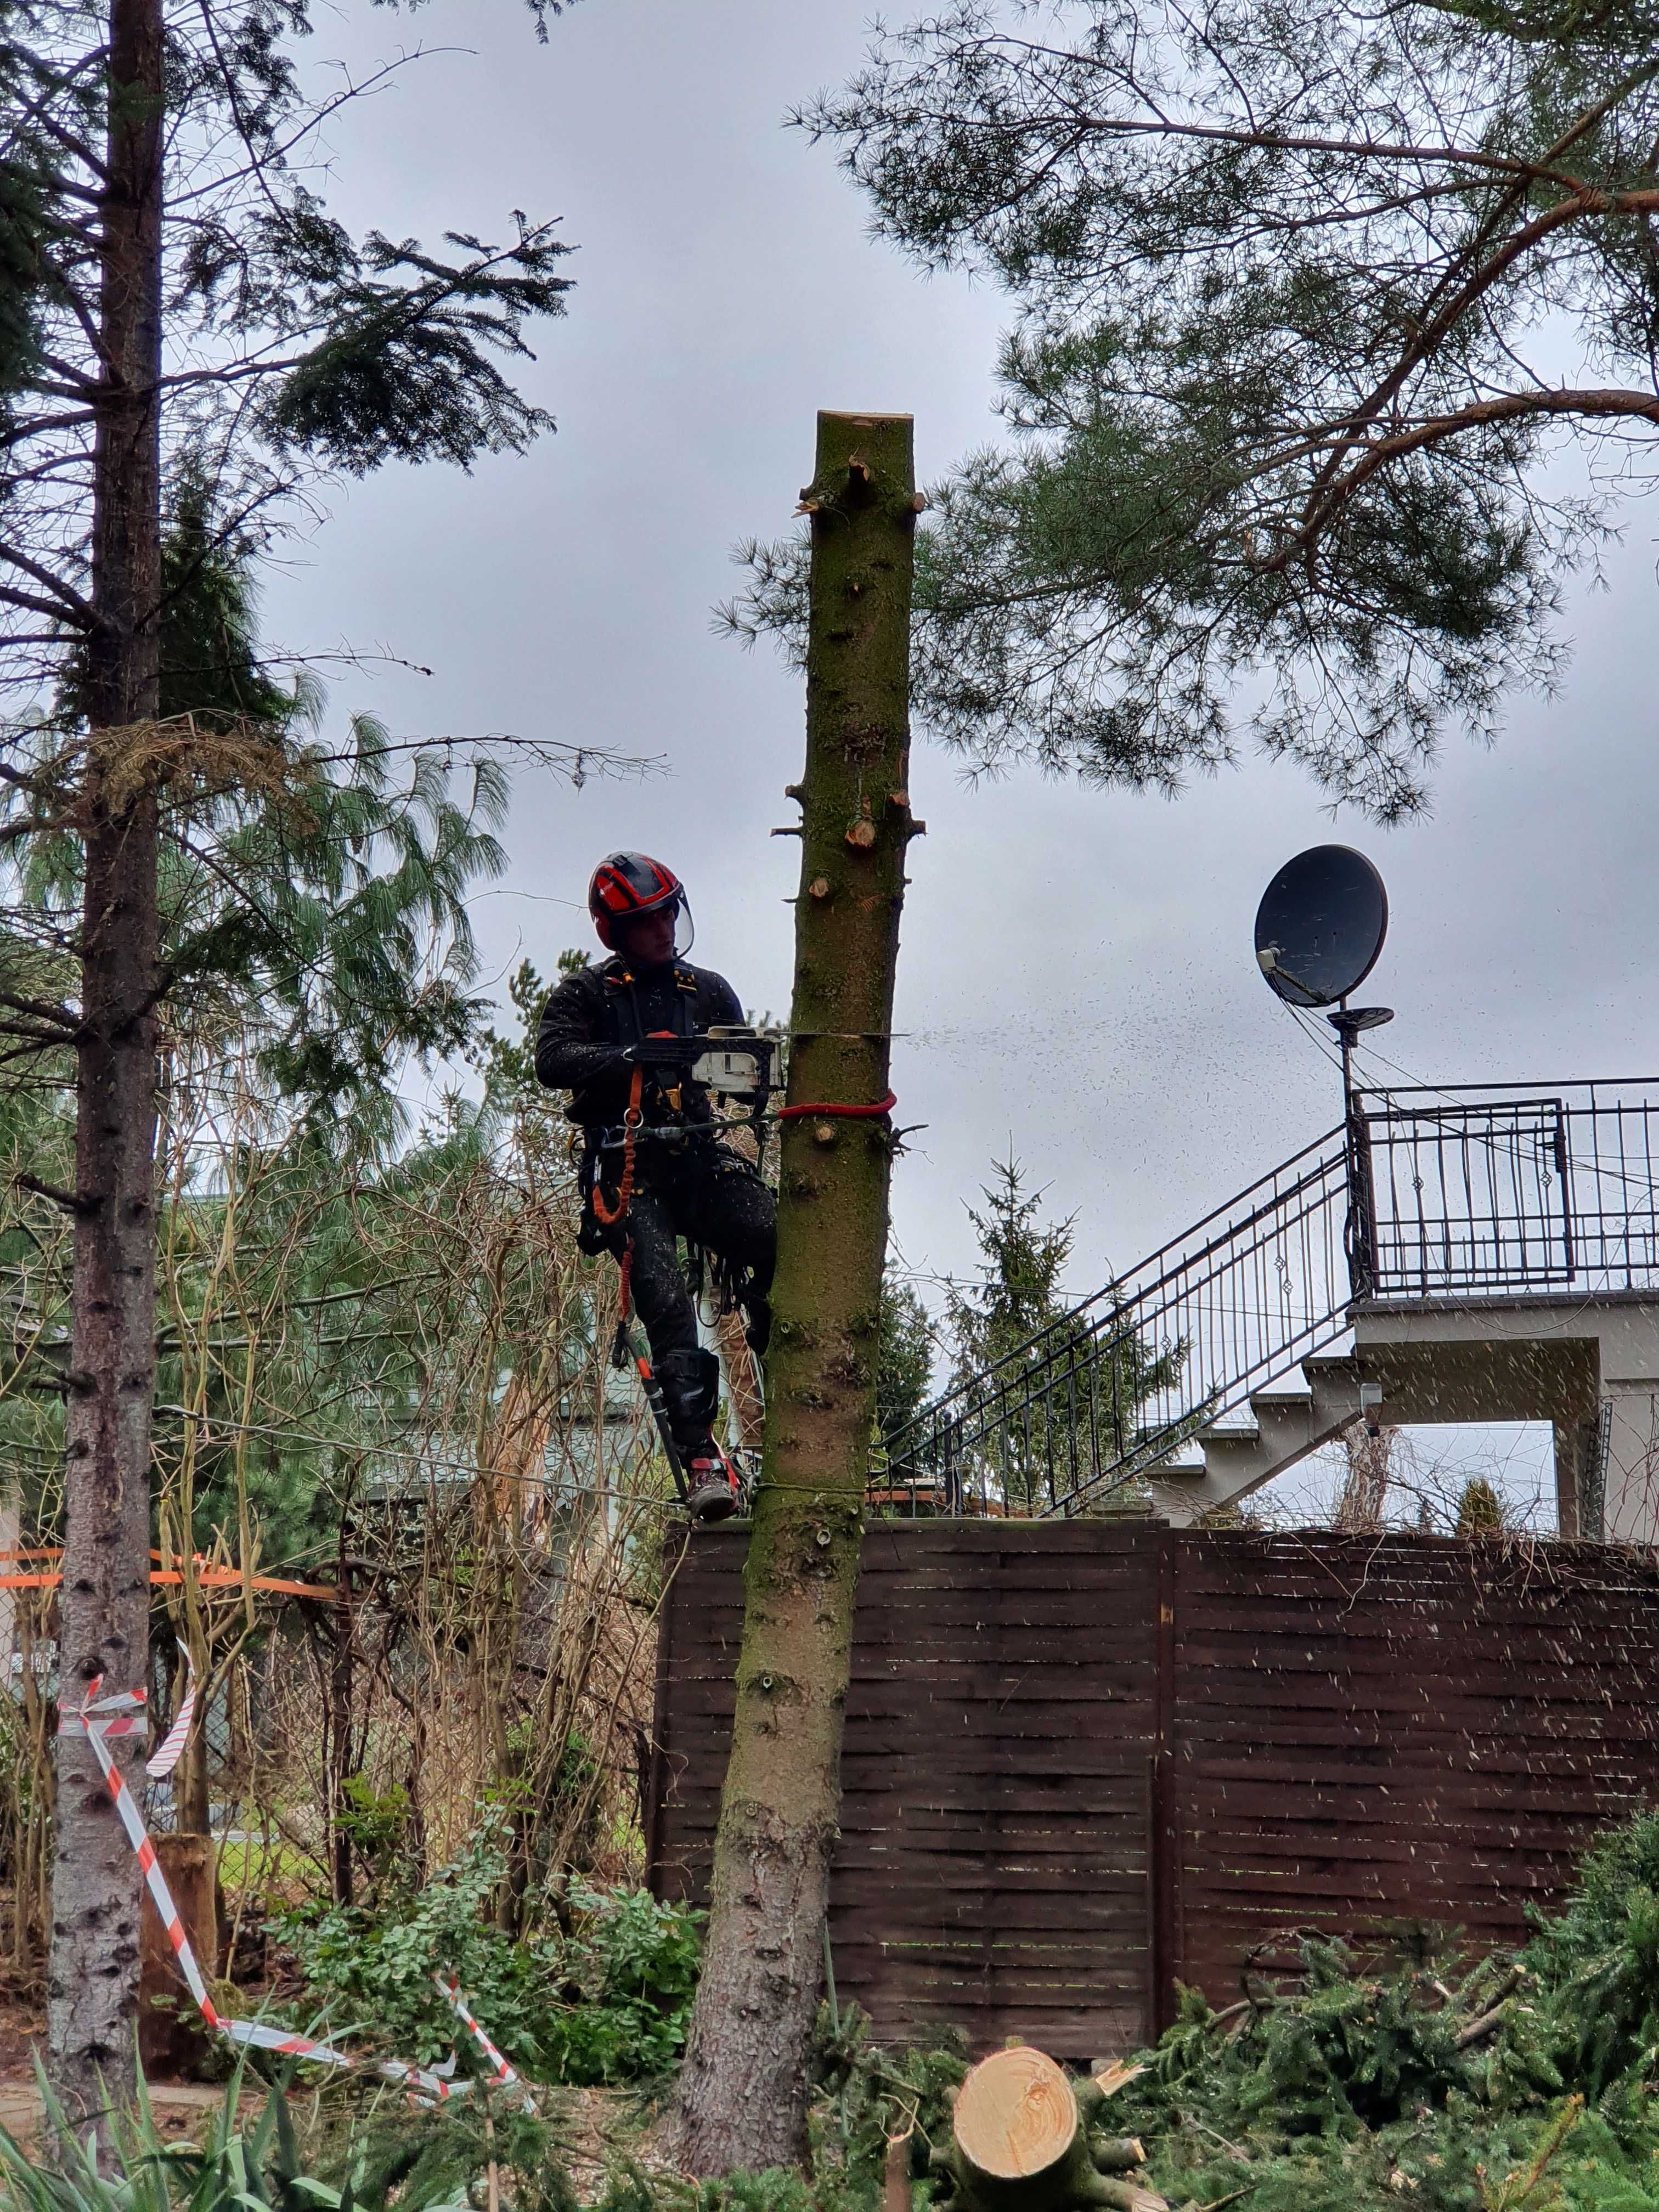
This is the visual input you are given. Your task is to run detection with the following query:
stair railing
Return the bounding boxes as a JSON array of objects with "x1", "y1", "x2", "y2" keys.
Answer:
[
  {"x1": 874, "y1": 1127, "x2": 1354, "y2": 1517},
  {"x1": 872, "y1": 1076, "x2": 1659, "y2": 1518}
]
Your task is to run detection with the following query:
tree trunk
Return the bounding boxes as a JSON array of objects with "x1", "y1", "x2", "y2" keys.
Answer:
[
  {"x1": 327, "y1": 1567, "x2": 356, "y2": 1905},
  {"x1": 137, "y1": 1833, "x2": 222, "y2": 2077},
  {"x1": 932, "y1": 2050, "x2": 1165, "y2": 2212},
  {"x1": 1336, "y1": 1419, "x2": 1393, "y2": 1531},
  {"x1": 671, "y1": 411, "x2": 917, "y2": 2175},
  {"x1": 48, "y1": 0, "x2": 166, "y2": 2132}
]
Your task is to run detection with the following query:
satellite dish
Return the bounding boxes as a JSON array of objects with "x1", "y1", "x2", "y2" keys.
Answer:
[{"x1": 1254, "y1": 845, "x2": 1388, "y2": 1009}]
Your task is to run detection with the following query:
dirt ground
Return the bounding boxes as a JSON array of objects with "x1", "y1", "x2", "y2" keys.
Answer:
[{"x1": 0, "y1": 2005, "x2": 247, "y2": 2152}]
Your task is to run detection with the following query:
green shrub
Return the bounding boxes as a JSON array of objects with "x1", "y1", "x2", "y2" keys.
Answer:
[
  {"x1": 539, "y1": 1882, "x2": 702, "y2": 2084},
  {"x1": 270, "y1": 1809, "x2": 702, "y2": 2085}
]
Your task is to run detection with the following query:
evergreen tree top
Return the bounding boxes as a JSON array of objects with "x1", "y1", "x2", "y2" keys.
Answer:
[
  {"x1": 0, "y1": 0, "x2": 574, "y2": 708},
  {"x1": 725, "y1": 0, "x2": 1659, "y2": 817}
]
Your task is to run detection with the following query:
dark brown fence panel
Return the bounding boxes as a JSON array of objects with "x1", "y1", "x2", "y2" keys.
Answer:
[
  {"x1": 647, "y1": 1525, "x2": 1659, "y2": 2059},
  {"x1": 1170, "y1": 1533, "x2": 1659, "y2": 1998},
  {"x1": 648, "y1": 1521, "x2": 1160, "y2": 2057}
]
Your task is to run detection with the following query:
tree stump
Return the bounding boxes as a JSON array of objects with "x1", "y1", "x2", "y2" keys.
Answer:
[
  {"x1": 932, "y1": 2048, "x2": 1166, "y2": 2212},
  {"x1": 138, "y1": 1832, "x2": 223, "y2": 2076}
]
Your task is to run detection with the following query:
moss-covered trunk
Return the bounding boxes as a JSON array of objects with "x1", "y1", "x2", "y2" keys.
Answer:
[{"x1": 672, "y1": 411, "x2": 917, "y2": 2176}]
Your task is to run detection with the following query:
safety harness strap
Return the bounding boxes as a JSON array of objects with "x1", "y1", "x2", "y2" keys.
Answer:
[{"x1": 591, "y1": 1063, "x2": 644, "y2": 1230}]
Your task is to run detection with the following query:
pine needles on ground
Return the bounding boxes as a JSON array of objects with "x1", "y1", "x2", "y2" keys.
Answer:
[
  {"x1": 636, "y1": 1811, "x2": 1659, "y2": 2212},
  {"x1": 341, "y1": 2093, "x2": 580, "y2": 2212},
  {"x1": 1101, "y1": 1809, "x2": 1659, "y2": 2210}
]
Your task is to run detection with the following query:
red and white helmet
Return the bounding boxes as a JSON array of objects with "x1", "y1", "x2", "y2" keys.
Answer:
[{"x1": 587, "y1": 851, "x2": 693, "y2": 953}]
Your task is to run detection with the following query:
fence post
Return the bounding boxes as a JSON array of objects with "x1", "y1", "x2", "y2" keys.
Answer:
[{"x1": 1148, "y1": 1526, "x2": 1181, "y2": 2038}]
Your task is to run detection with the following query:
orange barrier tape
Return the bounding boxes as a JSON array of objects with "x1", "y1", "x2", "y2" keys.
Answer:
[{"x1": 0, "y1": 1567, "x2": 337, "y2": 1600}]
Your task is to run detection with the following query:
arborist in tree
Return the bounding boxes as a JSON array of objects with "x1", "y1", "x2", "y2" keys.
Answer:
[{"x1": 535, "y1": 852, "x2": 776, "y2": 1523}]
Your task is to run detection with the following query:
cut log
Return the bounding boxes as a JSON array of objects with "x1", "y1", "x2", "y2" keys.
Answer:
[
  {"x1": 938, "y1": 2048, "x2": 1169, "y2": 2212},
  {"x1": 955, "y1": 2045, "x2": 1076, "y2": 2186}
]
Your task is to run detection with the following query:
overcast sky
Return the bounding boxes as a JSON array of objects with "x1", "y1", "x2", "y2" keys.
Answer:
[{"x1": 264, "y1": 0, "x2": 1659, "y2": 1515}]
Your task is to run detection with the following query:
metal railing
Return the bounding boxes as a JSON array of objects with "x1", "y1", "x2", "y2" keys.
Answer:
[
  {"x1": 874, "y1": 1127, "x2": 1353, "y2": 1517},
  {"x1": 1353, "y1": 1079, "x2": 1659, "y2": 1299},
  {"x1": 872, "y1": 1078, "x2": 1659, "y2": 1519}
]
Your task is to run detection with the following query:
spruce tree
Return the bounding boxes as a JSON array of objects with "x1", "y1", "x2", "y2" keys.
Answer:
[
  {"x1": 0, "y1": 0, "x2": 577, "y2": 2128},
  {"x1": 946, "y1": 1154, "x2": 1181, "y2": 1511}
]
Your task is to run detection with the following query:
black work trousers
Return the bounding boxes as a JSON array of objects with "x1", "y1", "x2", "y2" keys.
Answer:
[{"x1": 621, "y1": 1147, "x2": 775, "y2": 1392}]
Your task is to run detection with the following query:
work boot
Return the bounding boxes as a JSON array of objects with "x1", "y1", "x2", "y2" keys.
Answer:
[{"x1": 685, "y1": 1440, "x2": 740, "y2": 1523}]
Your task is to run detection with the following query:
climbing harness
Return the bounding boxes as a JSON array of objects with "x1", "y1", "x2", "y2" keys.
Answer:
[
  {"x1": 572, "y1": 984, "x2": 783, "y2": 1519},
  {"x1": 591, "y1": 1064, "x2": 644, "y2": 1229}
]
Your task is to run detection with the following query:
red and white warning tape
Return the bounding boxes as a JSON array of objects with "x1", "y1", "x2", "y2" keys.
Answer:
[
  {"x1": 61, "y1": 1672, "x2": 536, "y2": 2112},
  {"x1": 144, "y1": 1650, "x2": 199, "y2": 1782},
  {"x1": 435, "y1": 1974, "x2": 519, "y2": 2092}
]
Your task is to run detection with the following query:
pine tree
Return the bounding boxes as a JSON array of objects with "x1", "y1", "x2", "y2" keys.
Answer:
[
  {"x1": 946, "y1": 1154, "x2": 1181, "y2": 1511},
  {"x1": 671, "y1": 410, "x2": 918, "y2": 2176},
  {"x1": 730, "y1": 1, "x2": 1659, "y2": 817}
]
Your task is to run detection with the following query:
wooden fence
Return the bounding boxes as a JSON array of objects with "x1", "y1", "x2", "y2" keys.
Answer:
[{"x1": 645, "y1": 1523, "x2": 1659, "y2": 2058}]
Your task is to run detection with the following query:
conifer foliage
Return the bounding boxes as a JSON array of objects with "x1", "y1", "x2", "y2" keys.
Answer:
[
  {"x1": 0, "y1": 0, "x2": 575, "y2": 2128},
  {"x1": 735, "y1": 0, "x2": 1659, "y2": 817},
  {"x1": 1108, "y1": 1811, "x2": 1659, "y2": 2208},
  {"x1": 944, "y1": 1156, "x2": 1180, "y2": 1510}
]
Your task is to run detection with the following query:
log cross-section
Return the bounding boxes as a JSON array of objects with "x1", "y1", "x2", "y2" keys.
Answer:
[
  {"x1": 938, "y1": 2048, "x2": 1167, "y2": 2212},
  {"x1": 955, "y1": 2046, "x2": 1079, "y2": 2186}
]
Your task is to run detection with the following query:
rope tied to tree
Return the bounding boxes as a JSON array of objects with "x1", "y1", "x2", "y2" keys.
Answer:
[{"x1": 777, "y1": 1090, "x2": 897, "y2": 1122}]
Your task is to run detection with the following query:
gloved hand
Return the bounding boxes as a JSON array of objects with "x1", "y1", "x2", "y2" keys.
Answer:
[{"x1": 620, "y1": 1034, "x2": 703, "y2": 1071}]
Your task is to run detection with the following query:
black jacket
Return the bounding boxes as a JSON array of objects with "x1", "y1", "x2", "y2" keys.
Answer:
[{"x1": 534, "y1": 955, "x2": 743, "y2": 1136}]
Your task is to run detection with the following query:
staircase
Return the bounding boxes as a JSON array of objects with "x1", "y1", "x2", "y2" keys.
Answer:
[
  {"x1": 1146, "y1": 1355, "x2": 1373, "y2": 1523},
  {"x1": 876, "y1": 1079, "x2": 1659, "y2": 1522},
  {"x1": 879, "y1": 1125, "x2": 1357, "y2": 1517}
]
